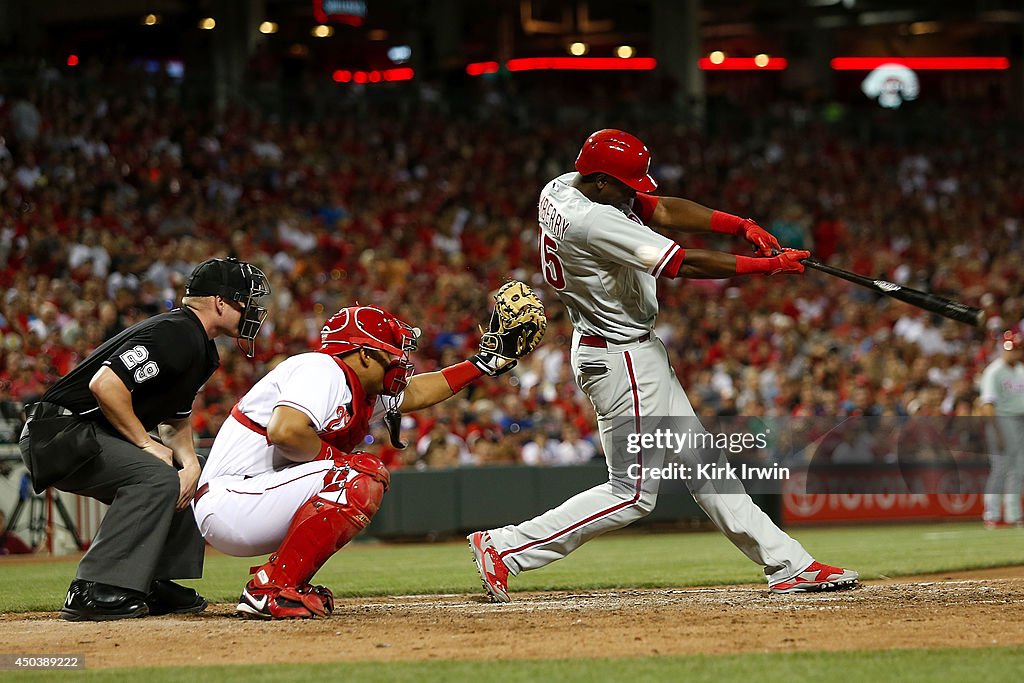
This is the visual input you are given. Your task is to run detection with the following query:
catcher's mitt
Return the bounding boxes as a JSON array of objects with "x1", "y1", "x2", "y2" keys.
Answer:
[{"x1": 471, "y1": 280, "x2": 547, "y2": 376}]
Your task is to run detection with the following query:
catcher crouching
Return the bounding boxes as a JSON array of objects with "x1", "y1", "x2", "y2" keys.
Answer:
[{"x1": 195, "y1": 283, "x2": 545, "y2": 619}]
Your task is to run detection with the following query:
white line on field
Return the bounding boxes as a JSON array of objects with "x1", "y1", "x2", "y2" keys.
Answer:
[{"x1": 923, "y1": 532, "x2": 972, "y2": 540}]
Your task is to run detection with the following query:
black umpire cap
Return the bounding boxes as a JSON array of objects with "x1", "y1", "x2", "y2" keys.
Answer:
[
  {"x1": 187, "y1": 257, "x2": 253, "y2": 300},
  {"x1": 185, "y1": 257, "x2": 271, "y2": 357}
]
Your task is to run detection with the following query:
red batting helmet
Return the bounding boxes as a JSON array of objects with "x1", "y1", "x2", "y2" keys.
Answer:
[
  {"x1": 320, "y1": 306, "x2": 420, "y2": 396},
  {"x1": 575, "y1": 129, "x2": 657, "y2": 192}
]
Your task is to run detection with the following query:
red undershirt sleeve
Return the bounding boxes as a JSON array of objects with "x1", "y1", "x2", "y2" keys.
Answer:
[{"x1": 633, "y1": 193, "x2": 660, "y2": 224}]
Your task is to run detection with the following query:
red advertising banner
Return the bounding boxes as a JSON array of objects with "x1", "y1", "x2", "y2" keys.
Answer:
[{"x1": 782, "y1": 467, "x2": 988, "y2": 524}]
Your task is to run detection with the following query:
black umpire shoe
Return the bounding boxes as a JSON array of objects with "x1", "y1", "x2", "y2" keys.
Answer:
[
  {"x1": 145, "y1": 580, "x2": 208, "y2": 616},
  {"x1": 60, "y1": 579, "x2": 149, "y2": 621}
]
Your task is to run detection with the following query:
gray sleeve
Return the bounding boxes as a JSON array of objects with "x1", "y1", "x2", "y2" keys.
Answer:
[
  {"x1": 584, "y1": 206, "x2": 683, "y2": 277},
  {"x1": 979, "y1": 364, "x2": 999, "y2": 405}
]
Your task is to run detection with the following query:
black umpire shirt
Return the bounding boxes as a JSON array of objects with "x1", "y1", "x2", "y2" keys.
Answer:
[{"x1": 42, "y1": 307, "x2": 220, "y2": 435}]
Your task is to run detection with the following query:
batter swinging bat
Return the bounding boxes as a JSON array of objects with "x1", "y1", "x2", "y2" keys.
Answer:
[{"x1": 801, "y1": 257, "x2": 985, "y2": 327}]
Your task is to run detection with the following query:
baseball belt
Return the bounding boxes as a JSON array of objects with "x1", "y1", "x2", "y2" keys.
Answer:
[
  {"x1": 578, "y1": 333, "x2": 650, "y2": 348},
  {"x1": 193, "y1": 482, "x2": 210, "y2": 505}
]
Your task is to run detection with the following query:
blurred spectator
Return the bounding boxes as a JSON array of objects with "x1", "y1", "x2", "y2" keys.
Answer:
[{"x1": 0, "y1": 65, "x2": 1019, "y2": 471}]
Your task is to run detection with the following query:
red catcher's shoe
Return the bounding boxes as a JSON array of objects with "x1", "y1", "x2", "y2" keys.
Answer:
[
  {"x1": 468, "y1": 531, "x2": 511, "y2": 603},
  {"x1": 770, "y1": 561, "x2": 859, "y2": 594},
  {"x1": 236, "y1": 581, "x2": 328, "y2": 620},
  {"x1": 308, "y1": 584, "x2": 335, "y2": 615}
]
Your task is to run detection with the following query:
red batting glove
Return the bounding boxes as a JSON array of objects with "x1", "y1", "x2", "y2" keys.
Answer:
[
  {"x1": 764, "y1": 248, "x2": 810, "y2": 275},
  {"x1": 710, "y1": 211, "x2": 781, "y2": 257},
  {"x1": 739, "y1": 219, "x2": 782, "y2": 257},
  {"x1": 735, "y1": 248, "x2": 811, "y2": 276}
]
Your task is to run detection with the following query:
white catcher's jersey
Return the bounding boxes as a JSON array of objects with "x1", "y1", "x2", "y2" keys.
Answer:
[
  {"x1": 538, "y1": 172, "x2": 684, "y2": 342},
  {"x1": 201, "y1": 352, "x2": 384, "y2": 482}
]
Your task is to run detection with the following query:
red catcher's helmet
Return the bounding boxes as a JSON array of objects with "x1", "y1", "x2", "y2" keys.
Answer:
[
  {"x1": 320, "y1": 306, "x2": 419, "y2": 396},
  {"x1": 1002, "y1": 330, "x2": 1023, "y2": 352},
  {"x1": 575, "y1": 129, "x2": 657, "y2": 192}
]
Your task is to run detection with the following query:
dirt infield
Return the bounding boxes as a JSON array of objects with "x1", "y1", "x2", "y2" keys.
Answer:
[{"x1": 2, "y1": 567, "x2": 1023, "y2": 669}]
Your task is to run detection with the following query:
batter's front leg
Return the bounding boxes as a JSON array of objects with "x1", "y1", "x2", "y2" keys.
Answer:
[{"x1": 685, "y1": 471, "x2": 812, "y2": 583}]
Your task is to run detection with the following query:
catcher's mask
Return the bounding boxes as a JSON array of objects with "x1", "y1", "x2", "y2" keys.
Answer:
[
  {"x1": 185, "y1": 257, "x2": 271, "y2": 358},
  {"x1": 575, "y1": 129, "x2": 657, "y2": 193},
  {"x1": 319, "y1": 306, "x2": 420, "y2": 398}
]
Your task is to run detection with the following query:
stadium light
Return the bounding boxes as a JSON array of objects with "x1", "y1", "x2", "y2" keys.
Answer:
[
  {"x1": 831, "y1": 57, "x2": 1010, "y2": 70},
  {"x1": 387, "y1": 45, "x2": 412, "y2": 64},
  {"x1": 616, "y1": 46, "x2": 635, "y2": 59},
  {"x1": 699, "y1": 56, "x2": 788, "y2": 70},
  {"x1": 506, "y1": 57, "x2": 657, "y2": 71},
  {"x1": 569, "y1": 42, "x2": 589, "y2": 56},
  {"x1": 142, "y1": 14, "x2": 160, "y2": 26},
  {"x1": 312, "y1": 25, "x2": 335, "y2": 38},
  {"x1": 383, "y1": 68, "x2": 414, "y2": 81},
  {"x1": 334, "y1": 68, "x2": 414, "y2": 84},
  {"x1": 198, "y1": 17, "x2": 216, "y2": 30},
  {"x1": 709, "y1": 51, "x2": 726, "y2": 65},
  {"x1": 466, "y1": 61, "x2": 500, "y2": 76},
  {"x1": 466, "y1": 58, "x2": 656, "y2": 74},
  {"x1": 908, "y1": 21, "x2": 940, "y2": 35},
  {"x1": 259, "y1": 21, "x2": 278, "y2": 35}
]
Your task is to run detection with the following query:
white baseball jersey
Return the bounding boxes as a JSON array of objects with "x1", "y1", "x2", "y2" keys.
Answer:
[
  {"x1": 980, "y1": 358, "x2": 1024, "y2": 416},
  {"x1": 196, "y1": 352, "x2": 390, "y2": 556},
  {"x1": 538, "y1": 172, "x2": 685, "y2": 342},
  {"x1": 200, "y1": 352, "x2": 384, "y2": 482}
]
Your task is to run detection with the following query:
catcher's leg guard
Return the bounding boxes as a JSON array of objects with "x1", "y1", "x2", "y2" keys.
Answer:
[{"x1": 246, "y1": 453, "x2": 389, "y2": 617}]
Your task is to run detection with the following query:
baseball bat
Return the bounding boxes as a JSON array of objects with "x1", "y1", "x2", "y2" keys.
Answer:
[{"x1": 801, "y1": 257, "x2": 985, "y2": 327}]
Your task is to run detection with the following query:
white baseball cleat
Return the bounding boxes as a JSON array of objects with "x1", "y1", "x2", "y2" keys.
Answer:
[
  {"x1": 468, "y1": 531, "x2": 511, "y2": 603},
  {"x1": 769, "y1": 561, "x2": 859, "y2": 594}
]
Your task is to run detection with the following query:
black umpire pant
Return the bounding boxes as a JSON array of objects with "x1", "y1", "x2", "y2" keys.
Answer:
[{"x1": 20, "y1": 419, "x2": 205, "y2": 594}]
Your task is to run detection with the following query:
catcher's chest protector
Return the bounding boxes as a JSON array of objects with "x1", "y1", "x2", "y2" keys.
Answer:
[{"x1": 317, "y1": 357, "x2": 375, "y2": 454}]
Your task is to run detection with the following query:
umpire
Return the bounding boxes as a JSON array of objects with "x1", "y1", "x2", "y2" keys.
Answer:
[{"x1": 18, "y1": 257, "x2": 270, "y2": 621}]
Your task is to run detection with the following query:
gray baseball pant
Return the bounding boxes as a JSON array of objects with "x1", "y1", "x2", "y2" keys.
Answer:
[
  {"x1": 488, "y1": 335, "x2": 813, "y2": 585},
  {"x1": 984, "y1": 416, "x2": 1024, "y2": 524},
  {"x1": 32, "y1": 426, "x2": 205, "y2": 593}
]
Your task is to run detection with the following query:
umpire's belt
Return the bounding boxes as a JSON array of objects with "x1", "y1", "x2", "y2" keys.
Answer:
[{"x1": 578, "y1": 333, "x2": 650, "y2": 348}]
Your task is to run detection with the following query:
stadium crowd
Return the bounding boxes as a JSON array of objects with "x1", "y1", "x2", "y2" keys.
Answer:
[{"x1": 1, "y1": 67, "x2": 1022, "y2": 470}]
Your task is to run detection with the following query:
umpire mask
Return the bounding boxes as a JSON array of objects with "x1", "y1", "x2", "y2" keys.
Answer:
[{"x1": 186, "y1": 257, "x2": 272, "y2": 358}]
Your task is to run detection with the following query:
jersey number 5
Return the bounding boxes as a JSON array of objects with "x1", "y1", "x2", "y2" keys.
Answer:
[{"x1": 540, "y1": 234, "x2": 566, "y2": 290}]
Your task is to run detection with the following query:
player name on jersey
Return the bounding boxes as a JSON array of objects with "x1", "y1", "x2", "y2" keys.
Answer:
[{"x1": 539, "y1": 195, "x2": 571, "y2": 240}]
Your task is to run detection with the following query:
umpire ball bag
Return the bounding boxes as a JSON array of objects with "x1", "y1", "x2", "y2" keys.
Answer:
[{"x1": 20, "y1": 402, "x2": 101, "y2": 494}]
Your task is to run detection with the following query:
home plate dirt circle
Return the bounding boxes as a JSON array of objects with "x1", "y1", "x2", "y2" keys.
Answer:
[{"x1": 1, "y1": 567, "x2": 1022, "y2": 669}]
